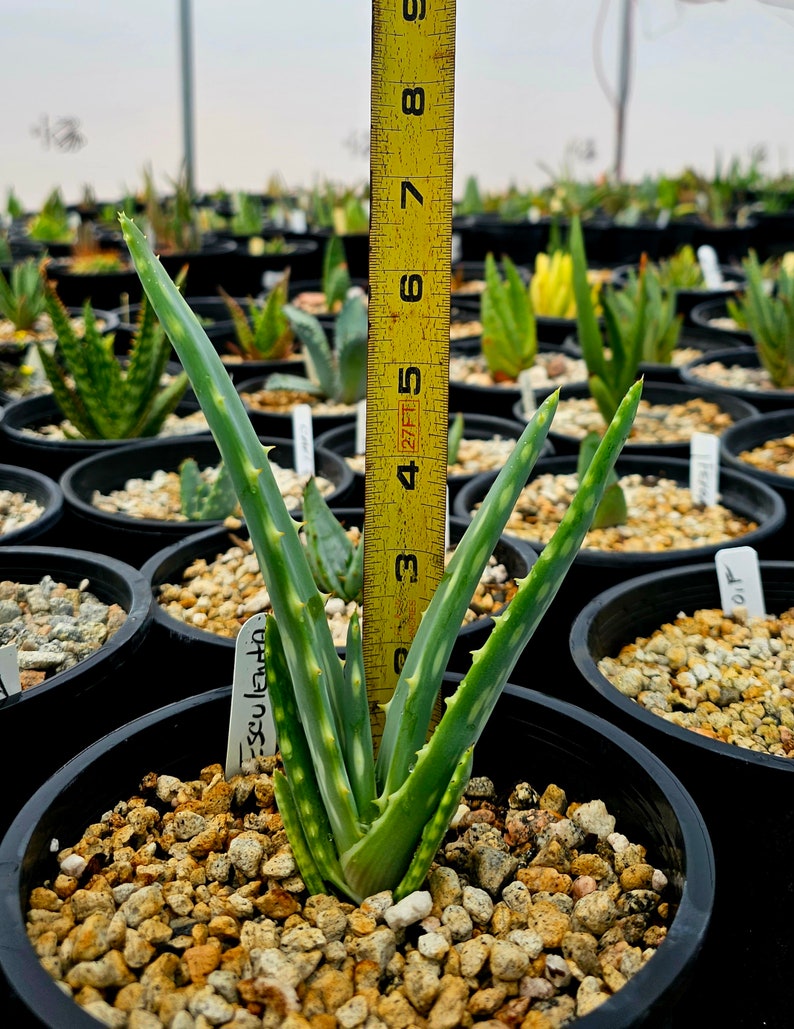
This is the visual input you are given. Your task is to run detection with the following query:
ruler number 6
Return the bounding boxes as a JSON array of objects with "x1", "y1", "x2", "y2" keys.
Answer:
[{"x1": 403, "y1": 0, "x2": 426, "y2": 21}]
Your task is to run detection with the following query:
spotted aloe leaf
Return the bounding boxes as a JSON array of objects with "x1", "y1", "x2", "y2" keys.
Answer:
[{"x1": 122, "y1": 212, "x2": 641, "y2": 905}]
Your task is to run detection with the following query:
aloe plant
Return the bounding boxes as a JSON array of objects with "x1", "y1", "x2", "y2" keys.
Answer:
[
  {"x1": 320, "y1": 234, "x2": 353, "y2": 313},
  {"x1": 571, "y1": 215, "x2": 660, "y2": 424},
  {"x1": 265, "y1": 293, "x2": 367, "y2": 405},
  {"x1": 301, "y1": 477, "x2": 363, "y2": 603},
  {"x1": 218, "y1": 275, "x2": 295, "y2": 361},
  {"x1": 480, "y1": 253, "x2": 537, "y2": 380},
  {"x1": 0, "y1": 258, "x2": 47, "y2": 331},
  {"x1": 732, "y1": 248, "x2": 794, "y2": 388},
  {"x1": 608, "y1": 258, "x2": 683, "y2": 365},
  {"x1": 576, "y1": 431, "x2": 627, "y2": 529},
  {"x1": 122, "y1": 211, "x2": 641, "y2": 905},
  {"x1": 179, "y1": 458, "x2": 238, "y2": 521},
  {"x1": 26, "y1": 188, "x2": 73, "y2": 244},
  {"x1": 35, "y1": 274, "x2": 189, "y2": 440},
  {"x1": 447, "y1": 411, "x2": 465, "y2": 465}
]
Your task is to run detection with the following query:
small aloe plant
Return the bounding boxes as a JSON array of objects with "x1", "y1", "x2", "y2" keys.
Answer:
[
  {"x1": 731, "y1": 248, "x2": 794, "y2": 388},
  {"x1": 266, "y1": 293, "x2": 367, "y2": 406},
  {"x1": 577, "y1": 431, "x2": 627, "y2": 529},
  {"x1": 480, "y1": 252, "x2": 537, "y2": 380},
  {"x1": 179, "y1": 458, "x2": 238, "y2": 521},
  {"x1": 0, "y1": 257, "x2": 47, "y2": 332},
  {"x1": 35, "y1": 274, "x2": 189, "y2": 440},
  {"x1": 321, "y1": 234, "x2": 353, "y2": 313},
  {"x1": 571, "y1": 215, "x2": 656, "y2": 425},
  {"x1": 26, "y1": 188, "x2": 74, "y2": 244},
  {"x1": 218, "y1": 275, "x2": 295, "y2": 361},
  {"x1": 447, "y1": 411, "x2": 465, "y2": 465},
  {"x1": 122, "y1": 212, "x2": 641, "y2": 905},
  {"x1": 607, "y1": 257, "x2": 683, "y2": 365},
  {"x1": 301, "y1": 477, "x2": 363, "y2": 604}
]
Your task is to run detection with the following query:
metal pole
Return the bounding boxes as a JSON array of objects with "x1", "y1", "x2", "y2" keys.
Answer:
[
  {"x1": 614, "y1": 0, "x2": 634, "y2": 182},
  {"x1": 179, "y1": 0, "x2": 196, "y2": 197}
]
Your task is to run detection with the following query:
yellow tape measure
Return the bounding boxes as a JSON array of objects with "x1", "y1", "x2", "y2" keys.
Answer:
[{"x1": 364, "y1": 0, "x2": 456, "y2": 745}]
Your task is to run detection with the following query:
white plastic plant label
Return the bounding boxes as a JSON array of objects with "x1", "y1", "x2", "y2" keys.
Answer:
[
  {"x1": 451, "y1": 232, "x2": 462, "y2": 264},
  {"x1": 689, "y1": 431, "x2": 719, "y2": 506},
  {"x1": 292, "y1": 404, "x2": 315, "y2": 477},
  {"x1": 715, "y1": 546, "x2": 766, "y2": 618},
  {"x1": 0, "y1": 644, "x2": 21, "y2": 702},
  {"x1": 518, "y1": 369, "x2": 536, "y2": 419},
  {"x1": 225, "y1": 613, "x2": 278, "y2": 778},
  {"x1": 287, "y1": 209, "x2": 308, "y2": 234},
  {"x1": 355, "y1": 399, "x2": 367, "y2": 455},
  {"x1": 261, "y1": 270, "x2": 284, "y2": 293},
  {"x1": 697, "y1": 245, "x2": 724, "y2": 289}
]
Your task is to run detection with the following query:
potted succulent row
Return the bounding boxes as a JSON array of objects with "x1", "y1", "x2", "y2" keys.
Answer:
[{"x1": 0, "y1": 215, "x2": 717, "y2": 1028}]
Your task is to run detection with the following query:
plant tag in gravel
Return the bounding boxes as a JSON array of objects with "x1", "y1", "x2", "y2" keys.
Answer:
[
  {"x1": 697, "y1": 245, "x2": 723, "y2": 289},
  {"x1": 0, "y1": 644, "x2": 22, "y2": 701},
  {"x1": 715, "y1": 546, "x2": 766, "y2": 618},
  {"x1": 518, "y1": 369, "x2": 536, "y2": 418},
  {"x1": 690, "y1": 431, "x2": 719, "y2": 505},
  {"x1": 355, "y1": 399, "x2": 366, "y2": 454},
  {"x1": 292, "y1": 403, "x2": 315, "y2": 476},
  {"x1": 226, "y1": 612, "x2": 277, "y2": 777}
]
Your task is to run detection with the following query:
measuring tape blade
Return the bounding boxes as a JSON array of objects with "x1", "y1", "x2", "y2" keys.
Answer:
[{"x1": 364, "y1": 0, "x2": 456, "y2": 745}]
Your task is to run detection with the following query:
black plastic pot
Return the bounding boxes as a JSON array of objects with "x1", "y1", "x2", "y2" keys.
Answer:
[
  {"x1": 448, "y1": 259, "x2": 532, "y2": 315},
  {"x1": 42, "y1": 257, "x2": 142, "y2": 310},
  {"x1": 453, "y1": 453, "x2": 786, "y2": 709},
  {"x1": 0, "y1": 465, "x2": 63, "y2": 546},
  {"x1": 113, "y1": 294, "x2": 235, "y2": 342},
  {"x1": 0, "y1": 395, "x2": 209, "y2": 481},
  {"x1": 719, "y1": 409, "x2": 794, "y2": 558},
  {"x1": 680, "y1": 346, "x2": 794, "y2": 413},
  {"x1": 0, "y1": 546, "x2": 153, "y2": 835},
  {"x1": 0, "y1": 679, "x2": 714, "y2": 1027},
  {"x1": 141, "y1": 514, "x2": 533, "y2": 686},
  {"x1": 688, "y1": 297, "x2": 754, "y2": 347},
  {"x1": 569, "y1": 561, "x2": 794, "y2": 1028},
  {"x1": 154, "y1": 237, "x2": 237, "y2": 296},
  {"x1": 59, "y1": 435, "x2": 354, "y2": 567},
  {"x1": 453, "y1": 214, "x2": 552, "y2": 265},
  {"x1": 235, "y1": 373, "x2": 358, "y2": 440},
  {"x1": 513, "y1": 380, "x2": 760, "y2": 458},
  {"x1": 315, "y1": 412, "x2": 534, "y2": 508},
  {"x1": 220, "y1": 235, "x2": 320, "y2": 297}
]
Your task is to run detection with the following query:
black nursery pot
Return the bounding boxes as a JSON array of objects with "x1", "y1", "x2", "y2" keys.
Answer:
[
  {"x1": 569, "y1": 561, "x2": 794, "y2": 1028},
  {"x1": 59, "y1": 435, "x2": 354, "y2": 567},
  {"x1": 513, "y1": 380, "x2": 760, "y2": 458},
  {"x1": 452, "y1": 453, "x2": 786, "y2": 709},
  {"x1": 0, "y1": 547, "x2": 153, "y2": 836},
  {"x1": 42, "y1": 257, "x2": 143, "y2": 310},
  {"x1": 315, "y1": 412, "x2": 533, "y2": 508},
  {"x1": 155, "y1": 237, "x2": 237, "y2": 296},
  {"x1": 719, "y1": 409, "x2": 794, "y2": 559},
  {"x1": 235, "y1": 374, "x2": 358, "y2": 440},
  {"x1": 452, "y1": 213, "x2": 552, "y2": 265},
  {"x1": 0, "y1": 680, "x2": 714, "y2": 1028},
  {"x1": 141, "y1": 514, "x2": 532, "y2": 687},
  {"x1": 0, "y1": 394, "x2": 209, "y2": 481},
  {"x1": 0, "y1": 465, "x2": 63, "y2": 546},
  {"x1": 680, "y1": 346, "x2": 794, "y2": 414},
  {"x1": 610, "y1": 263, "x2": 746, "y2": 327},
  {"x1": 688, "y1": 297, "x2": 754, "y2": 348}
]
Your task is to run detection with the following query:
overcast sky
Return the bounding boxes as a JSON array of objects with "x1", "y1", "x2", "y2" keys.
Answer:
[{"x1": 2, "y1": 0, "x2": 794, "y2": 209}]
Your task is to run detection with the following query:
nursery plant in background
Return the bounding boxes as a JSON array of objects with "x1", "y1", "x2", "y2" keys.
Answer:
[
  {"x1": 35, "y1": 274, "x2": 189, "y2": 439},
  {"x1": 123, "y1": 212, "x2": 641, "y2": 903},
  {"x1": 0, "y1": 257, "x2": 47, "y2": 337},
  {"x1": 730, "y1": 248, "x2": 794, "y2": 387},
  {"x1": 218, "y1": 273, "x2": 295, "y2": 361},
  {"x1": 480, "y1": 252, "x2": 537, "y2": 379}
]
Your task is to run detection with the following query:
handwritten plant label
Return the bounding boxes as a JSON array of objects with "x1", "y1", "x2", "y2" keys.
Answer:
[
  {"x1": 690, "y1": 431, "x2": 719, "y2": 506},
  {"x1": 292, "y1": 403, "x2": 315, "y2": 477},
  {"x1": 697, "y1": 245, "x2": 723, "y2": 290},
  {"x1": 225, "y1": 613, "x2": 278, "y2": 778},
  {"x1": 0, "y1": 644, "x2": 22, "y2": 703},
  {"x1": 715, "y1": 546, "x2": 765, "y2": 618},
  {"x1": 518, "y1": 369, "x2": 536, "y2": 419}
]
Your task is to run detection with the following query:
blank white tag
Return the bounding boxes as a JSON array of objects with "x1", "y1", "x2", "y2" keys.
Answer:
[
  {"x1": 261, "y1": 270, "x2": 284, "y2": 292},
  {"x1": 518, "y1": 369, "x2": 536, "y2": 419},
  {"x1": 689, "y1": 432, "x2": 719, "y2": 506},
  {"x1": 292, "y1": 404, "x2": 315, "y2": 476},
  {"x1": 697, "y1": 245, "x2": 723, "y2": 289},
  {"x1": 715, "y1": 547, "x2": 766, "y2": 617},
  {"x1": 288, "y1": 210, "x2": 308, "y2": 234},
  {"x1": 355, "y1": 400, "x2": 367, "y2": 454},
  {"x1": 225, "y1": 613, "x2": 278, "y2": 778},
  {"x1": 0, "y1": 644, "x2": 22, "y2": 702},
  {"x1": 451, "y1": 233, "x2": 462, "y2": 264}
]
